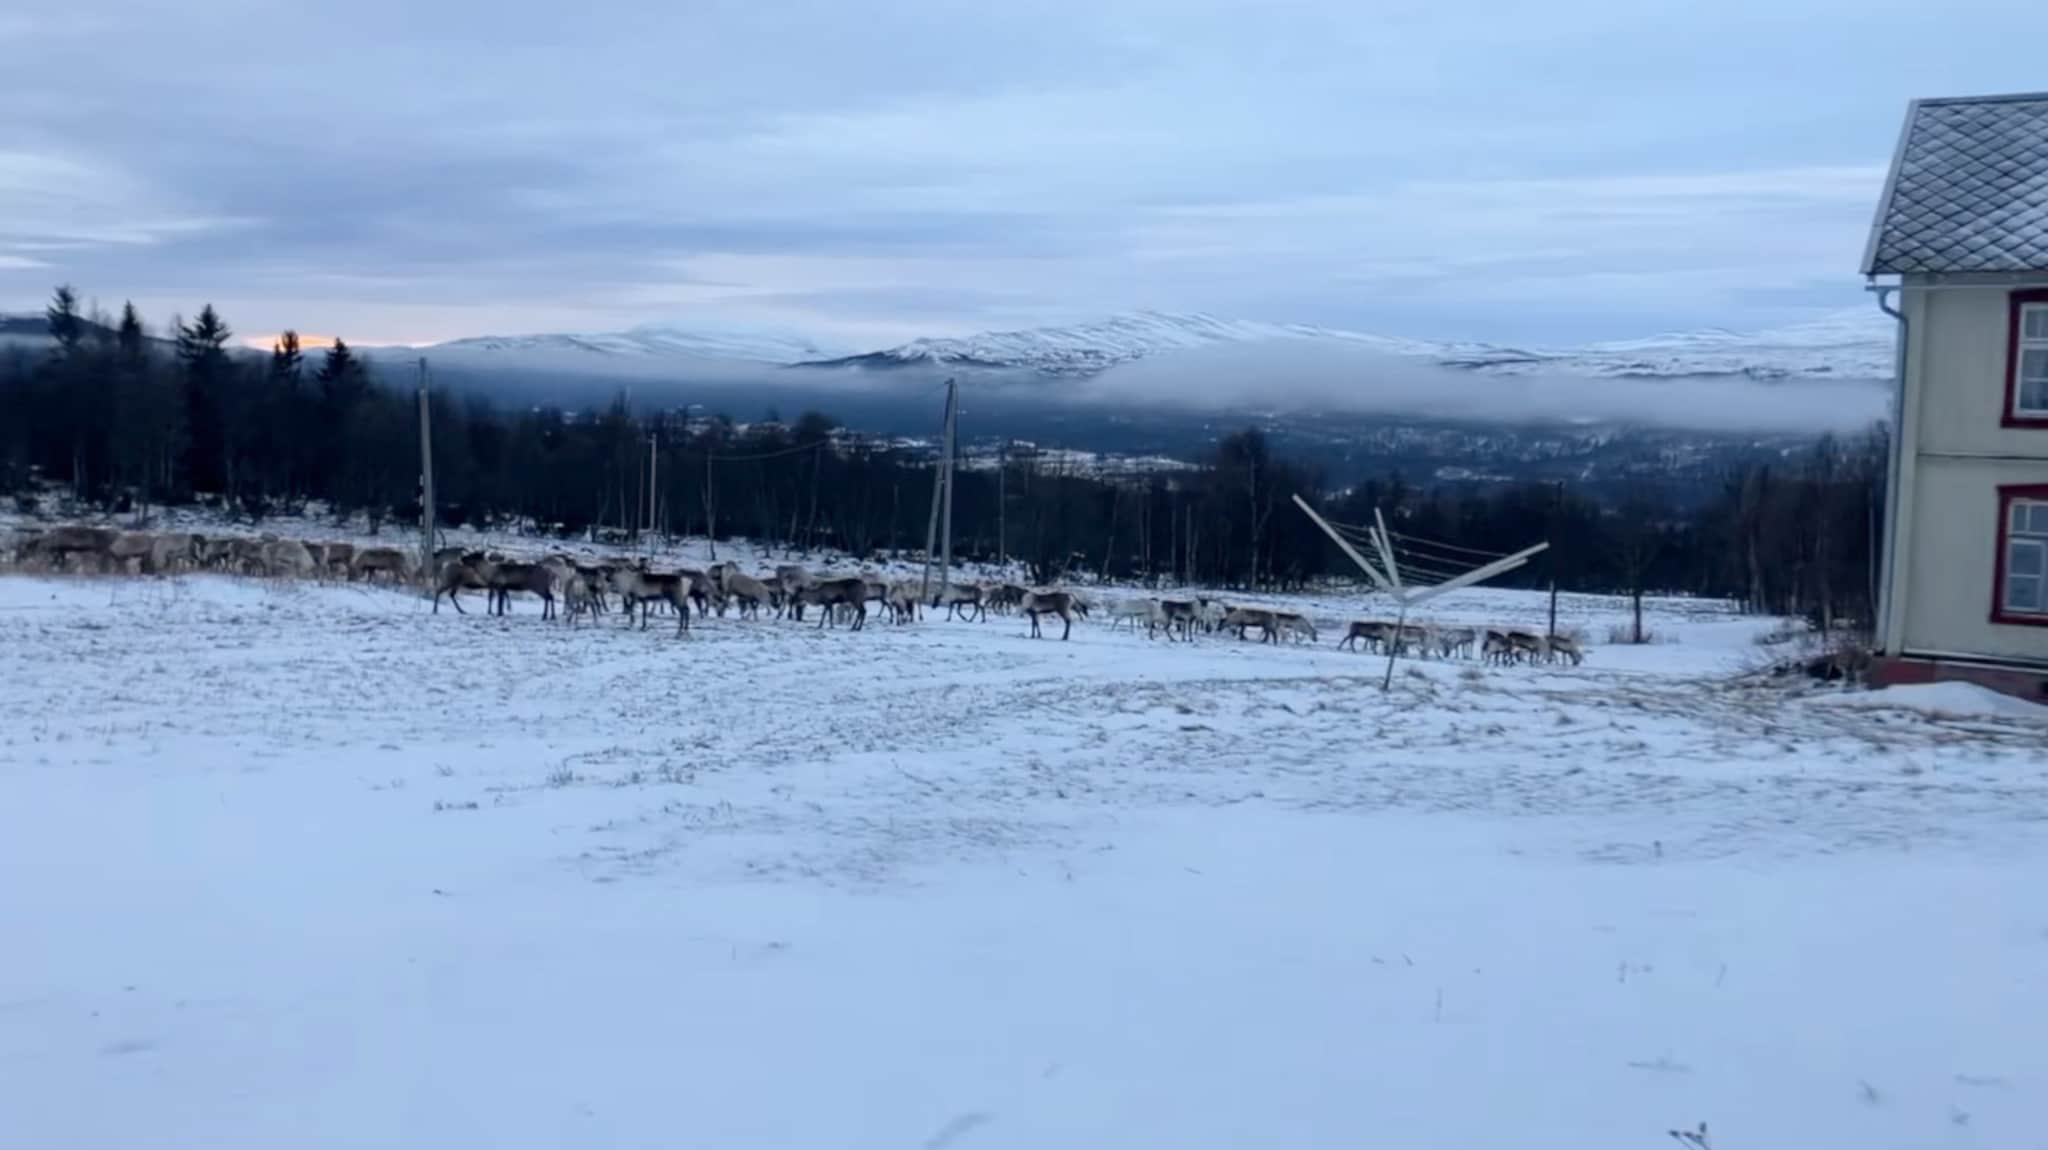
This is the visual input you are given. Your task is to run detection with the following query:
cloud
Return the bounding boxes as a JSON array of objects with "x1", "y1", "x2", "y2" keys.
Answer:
[
  {"x1": 1076, "y1": 339, "x2": 1890, "y2": 433},
  {"x1": 1, "y1": 0, "x2": 2043, "y2": 348}
]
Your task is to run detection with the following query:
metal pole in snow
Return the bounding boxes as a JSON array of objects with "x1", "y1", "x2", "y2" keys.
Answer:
[
  {"x1": 940, "y1": 378, "x2": 956, "y2": 599},
  {"x1": 416, "y1": 357, "x2": 436, "y2": 582}
]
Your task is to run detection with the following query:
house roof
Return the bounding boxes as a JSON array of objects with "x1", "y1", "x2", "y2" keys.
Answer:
[{"x1": 1862, "y1": 92, "x2": 2048, "y2": 276}]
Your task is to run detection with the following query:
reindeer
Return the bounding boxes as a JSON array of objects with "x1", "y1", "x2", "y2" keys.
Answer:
[
  {"x1": 1339, "y1": 620, "x2": 1392, "y2": 653},
  {"x1": 33, "y1": 525, "x2": 119, "y2": 572},
  {"x1": 1221, "y1": 606, "x2": 1280, "y2": 643},
  {"x1": 148, "y1": 533, "x2": 202, "y2": 575},
  {"x1": 885, "y1": 580, "x2": 921, "y2": 625},
  {"x1": 561, "y1": 573, "x2": 604, "y2": 626},
  {"x1": 799, "y1": 576, "x2": 871, "y2": 630},
  {"x1": 1480, "y1": 629, "x2": 1516, "y2": 665},
  {"x1": 193, "y1": 535, "x2": 240, "y2": 572},
  {"x1": 1435, "y1": 626, "x2": 1477, "y2": 660},
  {"x1": 310, "y1": 541, "x2": 355, "y2": 579},
  {"x1": 573, "y1": 564, "x2": 613, "y2": 614},
  {"x1": 1157, "y1": 598, "x2": 1200, "y2": 641},
  {"x1": 257, "y1": 539, "x2": 315, "y2": 579},
  {"x1": 1020, "y1": 589, "x2": 1078, "y2": 640},
  {"x1": 606, "y1": 567, "x2": 693, "y2": 634},
  {"x1": 1545, "y1": 634, "x2": 1585, "y2": 667},
  {"x1": 105, "y1": 532, "x2": 160, "y2": 575},
  {"x1": 1274, "y1": 611, "x2": 1318, "y2": 643},
  {"x1": 432, "y1": 554, "x2": 492, "y2": 613},
  {"x1": 986, "y1": 583, "x2": 1028, "y2": 615},
  {"x1": 931, "y1": 581, "x2": 987, "y2": 622},
  {"x1": 722, "y1": 571, "x2": 775, "y2": 619},
  {"x1": 679, "y1": 568, "x2": 723, "y2": 618},
  {"x1": 483, "y1": 561, "x2": 561, "y2": 618},
  {"x1": 1107, "y1": 598, "x2": 1163, "y2": 636},
  {"x1": 350, "y1": 547, "x2": 414, "y2": 584},
  {"x1": 1506, "y1": 630, "x2": 1547, "y2": 665}
]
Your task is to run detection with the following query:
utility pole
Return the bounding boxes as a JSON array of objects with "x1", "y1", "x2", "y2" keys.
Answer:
[
  {"x1": 920, "y1": 379, "x2": 957, "y2": 601},
  {"x1": 940, "y1": 379, "x2": 956, "y2": 596},
  {"x1": 997, "y1": 440, "x2": 1008, "y2": 569},
  {"x1": 646, "y1": 430, "x2": 659, "y2": 553},
  {"x1": 704, "y1": 444, "x2": 717, "y2": 562},
  {"x1": 416, "y1": 357, "x2": 436, "y2": 579},
  {"x1": 1547, "y1": 479, "x2": 1563, "y2": 640}
]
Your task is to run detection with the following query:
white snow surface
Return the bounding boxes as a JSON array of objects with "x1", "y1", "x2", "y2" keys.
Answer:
[
  {"x1": 1811, "y1": 680, "x2": 2048, "y2": 723},
  {"x1": 4, "y1": 570, "x2": 2045, "y2": 1149}
]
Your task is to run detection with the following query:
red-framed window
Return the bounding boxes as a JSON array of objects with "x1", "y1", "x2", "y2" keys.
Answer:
[
  {"x1": 2006, "y1": 289, "x2": 2048, "y2": 428},
  {"x1": 1992, "y1": 484, "x2": 2048, "y2": 626}
]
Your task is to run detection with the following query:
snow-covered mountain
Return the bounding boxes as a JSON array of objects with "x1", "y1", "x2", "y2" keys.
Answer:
[
  {"x1": 798, "y1": 311, "x2": 1452, "y2": 378},
  {"x1": 427, "y1": 325, "x2": 846, "y2": 365},
  {"x1": 798, "y1": 308, "x2": 1897, "y2": 382},
  {"x1": 1435, "y1": 310, "x2": 1897, "y2": 382},
  {"x1": 7, "y1": 306, "x2": 1897, "y2": 384}
]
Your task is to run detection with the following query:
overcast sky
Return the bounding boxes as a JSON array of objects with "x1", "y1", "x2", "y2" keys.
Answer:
[{"x1": 3, "y1": 1, "x2": 2043, "y2": 350}]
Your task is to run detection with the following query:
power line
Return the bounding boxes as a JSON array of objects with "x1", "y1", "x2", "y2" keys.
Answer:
[
  {"x1": 704, "y1": 438, "x2": 832, "y2": 464},
  {"x1": 1385, "y1": 529, "x2": 1514, "y2": 560}
]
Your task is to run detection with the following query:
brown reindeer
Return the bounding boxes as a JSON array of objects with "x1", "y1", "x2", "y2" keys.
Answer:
[
  {"x1": 350, "y1": 547, "x2": 414, "y2": 584},
  {"x1": 1020, "y1": 589, "x2": 1078, "y2": 640},
  {"x1": 486, "y1": 561, "x2": 559, "y2": 618},
  {"x1": 1339, "y1": 620, "x2": 1393, "y2": 652},
  {"x1": 606, "y1": 567, "x2": 692, "y2": 634},
  {"x1": 561, "y1": 573, "x2": 604, "y2": 626},
  {"x1": 33, "y1": 525, "x2": 119, "y2": 572},
  {"x1": 312, "y1": 541, "x2": 356, "y2": 579},
  {"x1": 1274, "y1": 611, "x2": 1318, "y2": 643},
  {"x1": 722, "y1": 571, "x2": 775, "y2": 619},
  {"x1": 797, "y1": 576, "x2": 871, "y2": 630},
  {"x1": 986, "y1": 583, "x2": 1028, "y2": 615},
  {"x1": 931, "y1": 581, "x2": 987, "y2": 621},
  {"x1": 1221, "y1": 606, "x2": 1280, "y2": 643},
  {"x1": 432, "y1": 554, "x2": 491, "y2": 614}
]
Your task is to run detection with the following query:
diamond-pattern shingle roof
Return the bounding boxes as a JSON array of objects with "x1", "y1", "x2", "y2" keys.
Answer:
[{"x1": 1862, "y1": 93, "x2": 2048, "y2": 275}]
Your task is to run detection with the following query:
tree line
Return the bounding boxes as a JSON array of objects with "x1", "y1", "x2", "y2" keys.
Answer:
[{"x1": 0, "y1": 288, "x2": 1886, "y2": 630}]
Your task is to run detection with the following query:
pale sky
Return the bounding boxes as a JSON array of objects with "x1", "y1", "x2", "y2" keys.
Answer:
[{"x1": 2, "y1": 1, "x2": 2044, "y2": 350}]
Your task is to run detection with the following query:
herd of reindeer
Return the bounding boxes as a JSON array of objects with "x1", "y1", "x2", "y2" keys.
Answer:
[{"x1": 3, "y1": 523, "x2": 1584, "y2": 666}]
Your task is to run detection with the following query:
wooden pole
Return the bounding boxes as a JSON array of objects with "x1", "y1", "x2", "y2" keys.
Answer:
[
  {"x1": 416, "y1": 358, "x2": 436, "y2": 580},
  {"x1": 939, "y1": 379, "x2": 956, "y2": 597},
  {"x1": 919, "y1": 380, "x2": 953, "y2": 600},
  {"x1": 1547, "y1": 480, "x2": 1562, "y2": 639},
  {"x1": 704, "y1": 444, "x2": 716, "y2": 562}
]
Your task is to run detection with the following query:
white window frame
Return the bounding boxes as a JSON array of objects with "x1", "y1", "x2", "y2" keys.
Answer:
[
  {"x1": 2003, "y1": 496, "x2": 2048, "y2": 619},
  {"x1": 2014, "y1": 301, "x2": 2048, "y2": 421}
]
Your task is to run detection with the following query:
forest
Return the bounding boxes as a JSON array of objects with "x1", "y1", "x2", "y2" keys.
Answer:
[{"x1": 0, "y1": 288, "x2": 1888, "y2": 631}]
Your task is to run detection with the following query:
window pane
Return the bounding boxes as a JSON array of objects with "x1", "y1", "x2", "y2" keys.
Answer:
[
  {"x1": 2017, "y1": 502, "x2": 2032, "y2": 534},
  {"x1": 2023, "y1": 377, "x2": 2048, "y2": 414},
  {"x1": 2029, "y1": 503, "x2": 2048, "y2": 535},
  {"x1": 2008, "y1": 573, "x2": 2044, "y2": 614},
  {"x1": 2027, "y1": 305, "x2": 2048, "y2": 340},
  {"x1": 2012, "y1": 539, "x2": 2046, "y2": 577}
]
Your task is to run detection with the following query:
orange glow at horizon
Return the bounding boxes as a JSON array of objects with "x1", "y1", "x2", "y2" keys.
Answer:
[{"x1": 239, "y1": 333, "x2": 424, "y2": 352}]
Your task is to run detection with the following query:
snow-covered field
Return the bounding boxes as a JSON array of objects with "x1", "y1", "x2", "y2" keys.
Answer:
[{"x1": 4, "y1": 571, "x2": 2046, "y2": 1149}]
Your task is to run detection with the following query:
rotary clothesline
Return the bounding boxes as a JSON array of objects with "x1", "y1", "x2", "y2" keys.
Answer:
[{"x1": 1294, "y1": 495, "x2": 1552, "y2": 690}]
